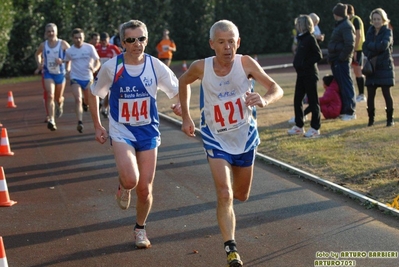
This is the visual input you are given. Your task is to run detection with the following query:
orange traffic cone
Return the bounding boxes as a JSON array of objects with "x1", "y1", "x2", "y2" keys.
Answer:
[
  {"x1": 0, "y1": 128, "x2": 14, "y2": 156},
  {"x1": 182, "y1": 61, "x2": 187, "y2": 71},
  {"x1": 0, "y1": 167, "x2": 16, "y2": 207},
  {"x1": 6, "y1": 91, "x2": 16, "y2": 108},
  {"x1": 0, "y1": 236, "x2": 8, "y2": 266}
]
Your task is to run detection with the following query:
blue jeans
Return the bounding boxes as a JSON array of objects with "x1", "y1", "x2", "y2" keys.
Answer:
[{"x1": 331, "y1": 60, "x2": 356, "y2": 115}]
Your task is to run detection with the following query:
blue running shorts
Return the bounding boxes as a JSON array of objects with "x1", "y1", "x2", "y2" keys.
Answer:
[
  {"x1": 206, "y1": 149, "x2": 255, "y2": 167},
  {"x1": 110, "y1": 136, "x2": 161, "y2": 152},
  {"x1": 44, "y1": 72, "x2": 65, "y2": 85},
  {"x1": 70, "y1": 79, "x2": 92, "y2": 90}
]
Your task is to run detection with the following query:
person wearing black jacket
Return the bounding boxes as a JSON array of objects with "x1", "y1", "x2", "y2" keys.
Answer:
[
  {"x1": 288, "y1": 14, "x2": 323, "y2": 138},
  {"x1": 362, "y1": 8, "x2": 395, "y2": 127},
  {"x1": 328, "y1": 3, "x2": 356, "y2": 121}
]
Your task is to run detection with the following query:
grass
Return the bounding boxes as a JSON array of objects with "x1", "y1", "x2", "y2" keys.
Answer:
[
  {"x1": 0, "y1": 75, "x2": 41, "y2": 85},
  {"x1": 158, "y1": 56, "x2": 399, "y2": 205}
]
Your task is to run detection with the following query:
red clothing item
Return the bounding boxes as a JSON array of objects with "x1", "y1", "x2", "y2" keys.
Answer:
[
  {"x1": 319, "y1": 79, "x2": 342, "y2": 119},
  {"x1": 95, "y1": 43, "x2": 121, "y2": 64}
]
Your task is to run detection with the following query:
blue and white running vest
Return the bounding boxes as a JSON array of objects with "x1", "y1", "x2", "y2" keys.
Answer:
[
  {"x1": 43, "y1": 40, "x2": 65, "y2": 75},
  {"x1": 108, "y1": 54, "x2": 160, "y2": 141},
  {"x1": 200, "y1": 54, "x2": 259, "y2": 154}
]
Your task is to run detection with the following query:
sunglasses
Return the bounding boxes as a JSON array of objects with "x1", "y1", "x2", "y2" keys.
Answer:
[{"x1": 124, "y1": 36, "x2": 147, "y2": 44}]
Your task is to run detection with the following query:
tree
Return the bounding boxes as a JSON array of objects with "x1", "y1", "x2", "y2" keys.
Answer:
[
  {"x1": 2, "y1": 0, "x2": 399, "y2": 77},
  {"x1": 0, "y1": 0, "x2": 15, "y2": 72}
]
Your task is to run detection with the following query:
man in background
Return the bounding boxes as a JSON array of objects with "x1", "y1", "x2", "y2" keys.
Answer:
[
  {"x1": 328, "y1": 3, "x2": 356, "y2": 121},
  {"x1": 95, "y1": 32, "x2": 121, "y2": 118}
]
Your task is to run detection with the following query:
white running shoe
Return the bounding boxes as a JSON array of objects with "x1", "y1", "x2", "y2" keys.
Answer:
[
  {"x1": 340, "y1": 114, "x2": 356, "y2": 121},
  {"x1": 288, "y1": 126, "x2": 305, "y2": 135},
  {"x1": 116, "y1": 184, "x2": 131, "y2": 210},
  {"x1": 134, "y1": 228, "x2": 151, "y2": 248},
  {"x1": 304, "y1": 127, "x2": 320, "y2": 138},
  {"x1": 356, "y1": 94, "x2": 367, "y2": 103}
]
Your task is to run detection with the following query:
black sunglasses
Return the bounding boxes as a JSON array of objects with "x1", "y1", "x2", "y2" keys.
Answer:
[{"x1": 124, "y1": 36, "x2": 147, "y2": 44}]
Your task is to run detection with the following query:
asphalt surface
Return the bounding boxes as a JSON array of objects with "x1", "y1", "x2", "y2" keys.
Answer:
[{"x1": 1, "y1": 65, "x2": 399, "y2": 267}]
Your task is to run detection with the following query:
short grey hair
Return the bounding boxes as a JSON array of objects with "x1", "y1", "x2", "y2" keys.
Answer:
[
  {"x1": 45, "y1": 23, "x2": 58, "y2": 35},
  {"x1": 209, "y1": 20, "x2": 239, "y2": 41},
  {"x1": 120, "y1": 20, "x2": 148, "y2": 41}
]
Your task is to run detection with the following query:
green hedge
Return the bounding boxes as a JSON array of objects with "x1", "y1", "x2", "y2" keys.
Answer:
[{"x1": 1, "y1": 0, "x2": 398, "y2": 77}]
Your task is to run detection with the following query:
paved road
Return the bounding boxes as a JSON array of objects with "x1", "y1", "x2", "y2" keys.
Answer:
[{"x1": 1, "y1": 76, "x2": 399, "y2": 267}]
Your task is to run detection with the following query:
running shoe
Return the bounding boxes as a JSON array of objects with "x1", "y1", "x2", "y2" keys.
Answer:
[
  {"x1": 77, "y1": 122, "x2": 84, "y2": 133},
  {"x1": 287, "y1": 125, "x2": 305, "y2": 135},
  {"x1": 56, "y1": 101, "x2": 64, "y2": 118},
  {"x1": 340, "y1": 114, "x2": 356, "y2": 121},
  {"x1": 356, "y1": 94, "x2": 367, "y2": 103},
  {"x1": 47, "y1": 121, "x2": 57, "y2": 131},
  {"x1": 304, "y1": 127, "x2": 320, "y2": 138},
  {"x1": 116, "y1": 184, "x2": 131, "y2": 210},
  {"x1": 82, "y1": 97, "x2": 88, "y2": 112},
  {"x1": 227, "y1": 251, "x2": 243, "y2": 267},
  {"x1": 101, "y1": 108, "x2": 109, "y2": 119},
  {"x1": 134, "y1": 228, "x2": 151, "y2": 249}
]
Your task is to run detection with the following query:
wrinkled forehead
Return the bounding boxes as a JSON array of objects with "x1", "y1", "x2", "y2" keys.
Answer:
[{"x1": 213, "y1": 29, "x2": 238, "y2": 41}]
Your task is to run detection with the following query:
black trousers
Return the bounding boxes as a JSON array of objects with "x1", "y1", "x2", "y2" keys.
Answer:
[
  {"x1": 366, "y1": 85, "x2": 394, "y2": 111},
  {"x1": 294, "y1": 75, "x2": 321, "y2": 130}
]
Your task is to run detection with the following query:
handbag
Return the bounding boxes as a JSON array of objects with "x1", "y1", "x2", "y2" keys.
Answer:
[{"x1": 362, "y1": 56, "x2": 377, "y2": 76}]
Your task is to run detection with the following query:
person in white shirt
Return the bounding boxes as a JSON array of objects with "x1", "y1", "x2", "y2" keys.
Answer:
[
  {"x1": 88, "y1": 20, "x2": 181, "y2": 249},
  {"x1": 65, "y1": 28, "x2": 101, "y2": 133}
]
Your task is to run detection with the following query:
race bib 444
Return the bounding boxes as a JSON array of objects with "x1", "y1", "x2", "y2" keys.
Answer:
[{"x1": 118, "y1": 97, "x2": 151, "y2": 126}]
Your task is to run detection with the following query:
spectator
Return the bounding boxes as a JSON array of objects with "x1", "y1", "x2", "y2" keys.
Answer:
[
  {"x1": 291, "y1": 27, "x2": 298, "y2": 55},
  {"x1": 288, "y1": 14, "x2": 322, "y2": 138},
  {"x1": 347, "y1": 4, "x2": 366, "y2": 103},
  {"x1": 328, "y1": 3, "x2": 356, "y2": 121},
  {"x1": 309, "y1": 13, "x2": 325, "y2": 44},
  {"x1": 318, "y1": 75, "x2": 342, "y2": 119},
  {"x1": 296, "y1": 75, "x2": 342, "y2": 120},
  {"x1": 362, "y1": 8, "x2": 395, "y2": 127},
  {"x1": 156, "y1": 29, "x2": 176, "y2": 66}
]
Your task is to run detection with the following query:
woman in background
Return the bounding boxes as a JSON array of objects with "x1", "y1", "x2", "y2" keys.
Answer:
[
  {"x1": 288, "y1": 14, "x2": 322, "y2": 138},
  {"x1": 362, "y1": 8, "x2": 395, "y2": 127}
]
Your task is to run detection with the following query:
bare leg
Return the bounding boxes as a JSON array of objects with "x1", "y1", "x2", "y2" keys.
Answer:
[
  {"x1": 71, "y1": 83, "x2": 83, "y2": 122},
  {"x1": 113, "y1": 142, "x2": 157, "y2": 226},
  {"x1": 208, "y1": 158, "x2": 236, "y2": 242},
  {"x1": 54, "y1": 81, "x2": 66, "y2": 106},
  {"x1": 44, "y1": 79, "x2": 56, "y2": 121}
]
